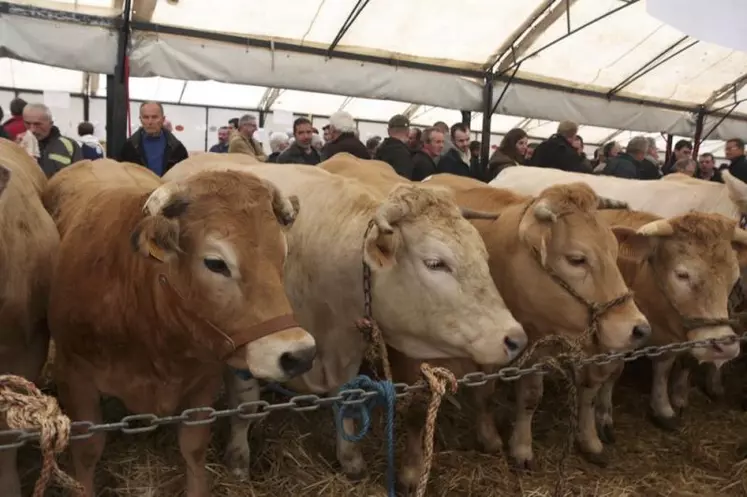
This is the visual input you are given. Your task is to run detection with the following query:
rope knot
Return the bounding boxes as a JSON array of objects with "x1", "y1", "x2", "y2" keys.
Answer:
[{"x1": 0, "y1": 374, "x2": 83, "y2": 497}]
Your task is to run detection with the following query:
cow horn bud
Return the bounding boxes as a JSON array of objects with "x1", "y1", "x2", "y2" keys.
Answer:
[
  {"x1": 733, "y1": 227, "x2": 747, "y2": 245},
  {"x1": 143, "y1": 182, "x2": 184, "y2": 216},
  {"x1": 598, "y1": 196, "x2": 628, "y2": 210},
  {"x1": 460, "y1": 207, "x2": 499, "y2": 220},
  {"x1": 636, "y1": 219, "x2": 674, "y2": 237},
  {"x1": 533, "y1": 200, "x2": 557, "y2": 222}
]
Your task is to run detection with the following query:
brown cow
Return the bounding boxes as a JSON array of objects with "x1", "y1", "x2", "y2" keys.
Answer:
[
  {"x1": 0, "y1": 139, "x2": 60, "y2": 497},
  {"x1": 594, "y1": 209, "x2": 745, "y2": 434},
  {"x1": 323, "y1": 163, "x2": 650, "y2": 485},
  {"x1": 43, "y1": 160, "x2": 317, "y2": 497},
  {"x1": 165, "y1": 154, "x2": 527, "y2": 484}
]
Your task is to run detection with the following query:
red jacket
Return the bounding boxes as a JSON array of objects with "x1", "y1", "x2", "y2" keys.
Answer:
[{"x1": 2, "y1": 116, "x2": 26, "y2": 141}]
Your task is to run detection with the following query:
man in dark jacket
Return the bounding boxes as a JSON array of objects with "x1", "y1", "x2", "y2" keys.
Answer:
[
  {"x1": 320, "y1": 111, "x2": 369, "y2": 161},
  {"x1": 437, "y1": 122, "x2": 478, "y2": 178},
  {"x1": 530, "y1": 121, "x2": 590, "y2": 173},
  {"x1": 120, "y1": 101, "x2": 188, "y2": 176},
  {"x1": 726, "y1": 138, "x2": 747, "y2": 184},
  {"x1": 661, "y1": 139, "x2": 692, "y2": 175},
  {"x1": 375, "y1": 114, "x2": 416, "y2": 178},
  {"x1": 601, "y1": 136, "x2": 660, "y2": 180},
  {"x1": 23, "y1": 103, "x2": 83, "y2": 178},
  {"x1": 277, "y1": 117, "x2": 321, "y2": 165},
  {"x1": 412, "y1": 127, "x2": 444, "y2": 181},
  {"x1": 696, "y1": 152, "x2": 723, "y2": 182}
]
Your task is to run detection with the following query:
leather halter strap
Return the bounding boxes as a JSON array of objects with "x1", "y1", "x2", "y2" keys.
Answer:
[{"x1": 157, "y1": 274, "x2": 300, "y2": 359}]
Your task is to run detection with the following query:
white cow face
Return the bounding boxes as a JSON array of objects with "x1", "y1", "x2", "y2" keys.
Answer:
[{"x1": 362, "y1": 184, "x2": 527, "y2": 366}]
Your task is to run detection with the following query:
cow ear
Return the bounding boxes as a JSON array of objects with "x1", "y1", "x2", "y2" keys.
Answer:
[
  {"x1": 363, "y1": 222, "x2": 401, "y2": 270},
  {"x1": 611, "y1": 226, "x2": 655, "y2": 262},
  {"x1": 130, "y1": 215, "x2": 181, "y2": 263}
]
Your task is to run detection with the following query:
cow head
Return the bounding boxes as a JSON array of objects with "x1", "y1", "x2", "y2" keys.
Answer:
[
  {"x1": 515, "y1": 182, "x2": 650, "y2": 352},
  {"x1": 362, "y1": 183, "x2": 527, "y2": 366},
  {"x1": 612, "y1": 212, "x2": 747, "y2": 367},
  {"x1": 132, "y1": 170, "x2": 316, "y2": 381}
]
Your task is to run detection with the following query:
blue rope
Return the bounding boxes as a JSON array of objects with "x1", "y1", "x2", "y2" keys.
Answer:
[{"x1": 334, "y1": 374, "x2": 397, "y2": 497}]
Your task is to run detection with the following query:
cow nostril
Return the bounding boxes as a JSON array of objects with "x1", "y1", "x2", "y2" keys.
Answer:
[
  {"x1": 712, "y1": 343, "x2": 724, "y2": 354},
  {"x1": 632, "y1": 324, "x2": 651, "y2": 341},
  {"x1": 279, "y1": 346, "x2": 316, "y2": 377},
  {"x1": 504, "y1": 336, "x2": 520, "y2": 353}
]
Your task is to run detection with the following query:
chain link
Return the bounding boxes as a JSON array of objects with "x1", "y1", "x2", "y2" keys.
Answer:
[{"x1": 1, "y1": 331, "x2": 745, "y2": 451}]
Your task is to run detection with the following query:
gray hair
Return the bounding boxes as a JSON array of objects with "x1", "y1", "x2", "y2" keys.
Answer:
[
  {"x1": 23, "y1": 103, "x2": 53, "y2": 121},
  {"x1": 239, "y1": 114, "x2": 257, "y2": 126},
  {"x1": 269, "y1": 132, "x2": 289, "y2": 153},
  {"x1": 626, "y1": 136, "x2": 649, "y2": 156},
  {"x1": 645, "y1": 137, "x2": 657, "y2": 149},
  {"x1": 328, "y1": 111, "x2": 356, "y2": 134}
]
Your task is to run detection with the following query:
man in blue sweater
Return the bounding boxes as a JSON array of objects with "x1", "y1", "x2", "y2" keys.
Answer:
[{"x1": 119, "y1": 101, "x2": 188, "y2": 176}]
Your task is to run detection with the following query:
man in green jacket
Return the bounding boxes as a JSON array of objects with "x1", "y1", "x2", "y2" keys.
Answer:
[{"x1": 23, "y1": 103, "x2": 82, "y2": 178}]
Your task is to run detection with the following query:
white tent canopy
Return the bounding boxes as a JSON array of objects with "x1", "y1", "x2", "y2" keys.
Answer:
[{"x1": 0, "y1": 0, "x2": 743, "y2": 157}]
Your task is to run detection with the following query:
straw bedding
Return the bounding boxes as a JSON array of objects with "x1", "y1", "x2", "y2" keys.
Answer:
[{"x1": 18, "y1": 355, "x2": 747, "y2": 497}]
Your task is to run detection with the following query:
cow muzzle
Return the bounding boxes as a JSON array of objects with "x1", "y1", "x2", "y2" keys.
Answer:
[{"x1": 687, "y1": 326, "x2": 741, "y2": 369}]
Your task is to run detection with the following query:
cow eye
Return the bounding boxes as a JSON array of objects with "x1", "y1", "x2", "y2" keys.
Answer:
[
  {"x1": 566, "y1": 254, "x2": 587, "y2": 266},
  {"x1": 424, "y1": 259, "x2": 450, "y2": 272},
  {"x1": 674, "y1": 269, "x2": 689, "y2": 280},
  {"x1": 204, "y1": 257, "x2": 231, "y2": 277}
]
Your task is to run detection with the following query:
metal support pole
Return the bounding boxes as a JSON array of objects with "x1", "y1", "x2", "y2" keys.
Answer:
[
  {"x1": 461, "y1": 111, "x2": 471, "y2": 126},
  {"x1": 664, "y1": 133, "x2": 673, "y2": 165},
  {"x1": 106, "y1": 0, "x2": 132, "y2": 159},
  {"x1": 480, "y1": 73, "x2": 495, "y2": 180},
  {"x1": 700, "y1": 103, "x2": 739, "y2": 143},
  {"x1": 692, "y1": 107, "x2": 706, "y2": 157},
  {"x1": 83, "y1": 94, "x2": 90, "y2": 122},
  {"x1": 259, "y1": 110, "x2": 266, "y2": 128}
]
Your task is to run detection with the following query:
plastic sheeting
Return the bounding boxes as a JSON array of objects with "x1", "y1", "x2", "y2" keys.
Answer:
[{"x1": 2, "y1": 0, "x2": 747, "y2": 145}]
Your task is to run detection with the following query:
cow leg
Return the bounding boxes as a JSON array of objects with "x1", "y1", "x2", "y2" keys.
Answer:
[
  {"x1": 335, "y1": 387, "x2": 366, "y2": 480},
  {"x1": 703, "y1": 363, "x2": 725, "y2": 400},
  {"x1": 0, "y1": 448, "x2": 21, "y2": 497},
  {"x1": 399, "y1": 398, "x2": 427, "y2": 491},
  {"x1": 178, "y1": 385, "x2": 219, "y2": 497},
  {"x1": 576, "y1": 373, "x2": 606, "y2": 466},
  {"x1": 669, "y1": 359, "x2": 691, "y2": 415},
  {"x1": 223, "y1": 370, "x2": 260, "y2": 480},
  {"x1": 57, "y1": 369, "x2": 104, "y2": 497},
  {"x1": 595, "y1": 361, "x2": 624, "y2": 445},
  {"x1": 509, "y1": 373, "x2": 544, "y2": 470},
  {"x1": 649, "y1": 355, "x2": 679, "y2": 431},
  {"x1": 474, "y1": 383, "x2": 502, "y2": 453}
]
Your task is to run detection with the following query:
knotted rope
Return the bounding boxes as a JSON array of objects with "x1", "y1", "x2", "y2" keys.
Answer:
[
  {"x1": 414, "y1": 363, "x2": 458, "y2": 497},
  {"x1": 334, "y1": 374, "x2": 397, "y2": 497},
  {"x1": 0, "y1": 374, "x2": 83, "y2": 497}
]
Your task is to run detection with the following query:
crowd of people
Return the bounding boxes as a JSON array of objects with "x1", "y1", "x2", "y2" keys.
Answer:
[{"x1": 2, "y1": 96, "x2": 745, "y2": 187}]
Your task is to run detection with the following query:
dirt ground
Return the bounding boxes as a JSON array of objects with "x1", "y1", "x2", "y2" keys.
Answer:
[{"x1": 17, "y1": 356, "x2": 747, "y2": 497}]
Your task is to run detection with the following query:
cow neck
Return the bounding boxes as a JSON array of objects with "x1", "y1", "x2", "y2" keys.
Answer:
[
  {"x1": 644, "y1": 256, "x2": 738, "y2": 333},
  {"x1": 155, "y1": 272, "x2": 299, "y2": 361},
  {"x1": 520, "y1": 200, "x2": 633, "y2": 348}
]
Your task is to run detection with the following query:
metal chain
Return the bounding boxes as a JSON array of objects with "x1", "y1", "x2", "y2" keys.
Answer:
[{"x1": 1, "y1": 331, "x2": 746, "y2": 451}]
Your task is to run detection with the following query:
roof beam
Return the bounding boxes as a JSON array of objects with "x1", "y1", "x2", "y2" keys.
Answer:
[
  {"x1": 606, "y1": 36, "x2": 698, "y2": 98},
  {"x1": 494, "y1": 0, "x2": 578, "y2": 74},
  {"x1": 327, "y1": 0, "x2": 371, "y2": 54},
  {"x1": 338, "y1": 96, "x2": 354, "y2": 111},
  {"x1": 259, "y1": 88, "x2": 282, "y2": 112},
  {"x1": 496, "y1": 0, "x2": 640, "y2": 77},
  {"x1": 704, "y1": 73, "x2": 747, "y2": 109},
  {"x1": 402, "y1": 104, "x2": 421, "y2": 119},
  {"x1": 600, "y1": 129, "x2": 625, "y2": 144},
  {"x1": 484, "y1": 0, "x2": 557, "y2": 71},
  {"x1": 131, "y1": 0, "x2": 156, "y2": 22}
]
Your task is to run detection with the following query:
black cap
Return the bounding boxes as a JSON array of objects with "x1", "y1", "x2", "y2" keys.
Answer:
[{"x1": 388, "y1": 114, "x2": 410, "y2": 129}]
